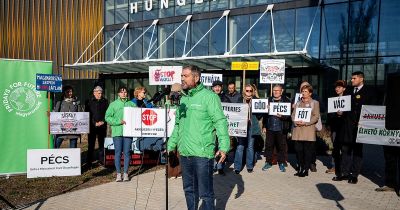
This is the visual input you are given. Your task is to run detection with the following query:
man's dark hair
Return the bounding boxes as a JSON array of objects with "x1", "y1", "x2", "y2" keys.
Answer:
[
  {"x1": 228, "y1": 81, "x2": 236, "y2": 86},
  {"x1": 117, "y1": 86, "x2": 128, "y2": 93},
  {"x1": 352, "y1": 71, "x2": 364, "y2": 78},
  {"x1": 183, "y1": 65, "x2": 201, "y2": 78},
  {"x1": 61, "y1": 85, "x2": 74, "y2": 99}
]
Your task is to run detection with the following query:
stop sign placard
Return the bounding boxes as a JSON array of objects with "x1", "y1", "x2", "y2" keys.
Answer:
[{"x1": 142, "y1": 109, "x2": 158, "y2": 125}]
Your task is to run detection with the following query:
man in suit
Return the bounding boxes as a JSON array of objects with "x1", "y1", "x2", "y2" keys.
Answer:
[{"x1": 333, "y1": 71, "x2": 377, "y2": 184}]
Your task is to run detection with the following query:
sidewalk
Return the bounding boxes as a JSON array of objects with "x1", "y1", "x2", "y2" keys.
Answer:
[{"x1": 22, "y1": 145, "x2": 400, "y2": 210}]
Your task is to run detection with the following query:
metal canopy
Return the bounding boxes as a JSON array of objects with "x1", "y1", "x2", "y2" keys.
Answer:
[{"x1": 64, "y1": 2, "x2": 322, "y2": 74}]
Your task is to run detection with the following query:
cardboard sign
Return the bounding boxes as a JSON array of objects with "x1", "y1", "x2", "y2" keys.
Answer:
[
  {"x1": 269, "y1": 102, "x2": 291, "y2": 116},
  {"x1": 149, "y1": 66, "x2": 182, "y2": 85},
  {"x1": 231, "y1": 62, "x2": 260, "y2": 70},
  {"x1": 201, "y1": 73, "x2": 223, "y2": 87},
  {"x1": 251, "y1": 99, "x2": 269, "y2": 113},
  {"x1": 328, "y1": 95, "x2": 351, "y2": 113},
  {"x1": 36, "y1": 74, "x2": 62, "y2": 92},
  {"x1": 356, "y1": 105, "x2": 400, "y2": 147},
  {"x1": 27, "y1": 149, "x2": 81, "y2": 178},
  {"x1": 50, "y1": 112, "x2": 89, "y2": 134},
  {"x1": 221, "y1": 103, "x2": 249, "y2": 137},
  {"x1": 294, "y1": 107, "x2": 312, "y2": 123},
  {"x1": 124, "y1": 108, "x2": 166, "y2": 137},
  {"x1": 260, "y1": 59, "x2": 285, "y2": 84},
  {"x1": 294, "y1": 93, "x2": 302, "y2": 105}
]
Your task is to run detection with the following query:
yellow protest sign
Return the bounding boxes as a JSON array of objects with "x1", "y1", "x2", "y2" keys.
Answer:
[{"x1": 231, "y1": 61, "x2": 260, "y2": 70}]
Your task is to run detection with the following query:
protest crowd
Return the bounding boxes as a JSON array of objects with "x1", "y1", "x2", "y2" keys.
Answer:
[{"x1": 55, "y1": 65, "x2": 399, "y2": 210}]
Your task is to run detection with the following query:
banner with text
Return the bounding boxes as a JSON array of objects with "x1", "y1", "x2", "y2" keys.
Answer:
[
  {"x1": 27, "y1": 149, "x2": 81, "y2": 178},
  {"x1": 221, "y1": 103, "x2": 249, "y2": 137},
  {"x1": 149, "y1": 66, "x2": 182, "y2": 85},
  {"x1": 251, "y1": 99, "x2": 269, "y2": 113},
  {"x1": 36, "y1": 74, "x2": 62, "y2": 92},
  {"x1": 0, "y1": 59, "x2": 52, "y2": 175},
  {"x1": 260, "y1": 59, "x2": 285, "y2": 84},
  {"x1": 294, "y1": 108, "x2": 312, "y2": 123},
  {"x1": 50, "y1": 112, "x2": 90, "y2": 134},
  {"x1": 231, "y1": 62, "x2": 260, "y2": 70},
  {"x1": 356, "y1": 105, "x2": 400, "y2": 147},
  {"x1": 328, "y1": 95, "x2": 351, "y2": 113},
  {"x1": 269, "y1": 102, "x2": 291, "y2": 116},
  {"x1": 201, "y1": 73, "x2": 223, "y2": 86}
]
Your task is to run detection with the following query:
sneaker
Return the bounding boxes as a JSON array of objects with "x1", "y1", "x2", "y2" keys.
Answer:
[
  {"x1": 262, "y1": 163, "x2": 272, "y2": 171},
  {"x1": 278, "y1": 163, "x2": 286, "y2": 172},
  {"x1": 115, "y1": 173, "x2": 122, "y2": 182},
  {"x1": 247, "y1": 169, "x2": 253, "y2": 173},
  {"x1": 123, "y1": 173, "x2": 129, "y2": 182},
  {"x1": 325, "y1": 168, "x2": 335, "y2": 174}
]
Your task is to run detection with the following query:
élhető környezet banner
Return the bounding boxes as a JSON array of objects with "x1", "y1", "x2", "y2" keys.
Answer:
[{"x1": 0, "y1": 59, "x2": 52, "y2": 175}]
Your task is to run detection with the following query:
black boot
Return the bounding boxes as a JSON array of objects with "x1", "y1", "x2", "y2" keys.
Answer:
[
  {"x1": 299, "y1": 169, "x2": 309, "y2": 177},
  {"x1": 294, "y1": 167, "x2": 302, "y2": 176}
]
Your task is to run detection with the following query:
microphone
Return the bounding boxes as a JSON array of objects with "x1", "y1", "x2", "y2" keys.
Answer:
[{"x1": 148, "y1": 87, "x2": 171, "y2": 104}]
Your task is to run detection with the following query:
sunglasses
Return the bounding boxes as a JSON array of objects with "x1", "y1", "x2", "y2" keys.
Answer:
[{"x1": 245, "y1": 89, "x2": 253, "y2": 92}]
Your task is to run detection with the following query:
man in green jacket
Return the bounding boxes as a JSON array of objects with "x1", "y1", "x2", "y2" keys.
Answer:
[{"x1": 168, "y1": 65, "x2": 230, "y2": 210}]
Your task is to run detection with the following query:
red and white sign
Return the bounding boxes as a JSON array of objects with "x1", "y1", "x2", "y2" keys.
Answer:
[
  {"x1": 124, "y1": 107, "x2": 177, "y2": 137},
  {"x1": 149, "y1": 66, "x2": 182, "y2": 85}
]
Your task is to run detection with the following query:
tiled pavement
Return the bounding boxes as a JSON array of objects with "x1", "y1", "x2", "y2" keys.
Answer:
[{"x1": 21, "y1": 145, "x2": 400, "y2": 210}]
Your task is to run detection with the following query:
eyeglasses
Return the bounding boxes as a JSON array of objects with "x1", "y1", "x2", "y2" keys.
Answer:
[{"x1": 245, "y1": 89, "x2": 253, "y2": 92}]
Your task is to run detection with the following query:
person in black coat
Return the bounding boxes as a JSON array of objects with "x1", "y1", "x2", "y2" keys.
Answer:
[
  {"x1": 85, "y1": 86, "x2": 109, "y2": 166},
  {"x1": 333, "y1": 71, "x2": 378, "y2": 184}
]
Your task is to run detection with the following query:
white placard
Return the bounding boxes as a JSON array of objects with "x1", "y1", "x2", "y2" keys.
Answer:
[
  {"x1": 50, "y1": 112, "x2": 89, "y2": 134},
  {"x1": 269, "y1": 102, "x2": 291, "y2": 116},
  {"x1": 27, "y1": 149, "x2": 81, "y2": 178},
  {"x1": 221, "y1": 103, "x2": 249, "y2": 137},
  {"x1": 294, "y1": 93, "x2": 302, "y2": 105},
  {"x1": 260, "y1": 59, "x2": 285, "y2": 84},
  {"x1": 328, "y1": 95, "x2": 351, "y2": 113},
  {"x1": 294, "y1": 107, "x2": 312, "y2": 123},
  {"x1": 200, "y1": 73, "x2": 223, "y2": 87},
  {"x1": 251, "y1": 99, "x2": 269, "y2": 113},
  {"x1": 149, "y1": 66, "x2": 182, "y2": 85},
  {"x1": 356, "y1": 105, "x2": 400, "y2": 147},
  {"x1": 123, "y1": 108, "x2": 167, "y2": 137}
]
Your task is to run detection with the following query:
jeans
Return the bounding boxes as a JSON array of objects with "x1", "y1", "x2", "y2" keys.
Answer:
[
  {"x1": 234, "y1": 130, "x2": 255, "y2": 171},
  {"x1": 55, "y1": 136, "x2": 78, "y2": 148},
  {"x1": 181, "y1": 156, "x2": 215, "y2": 210},
  {"x1": 113, "y1": 136, "x2": 133, "y2": 174}
]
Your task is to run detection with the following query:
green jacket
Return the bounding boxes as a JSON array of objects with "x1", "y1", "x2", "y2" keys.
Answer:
[
  {"x1": 167, "y1": 83, "x2": 230, "y2": 159},
  {"x1": 105, "y1": 98, "x2": 136, "y2": 137}
]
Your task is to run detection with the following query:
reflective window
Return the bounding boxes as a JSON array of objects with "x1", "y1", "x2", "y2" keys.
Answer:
[
  {"x1": 295, "y1": 6, "x2": 320, "y2": 58},
  {"x1": 379, "y1": 0, "x2": 400, "y2": 56},
  {"x1": 114, "y1": 28, "x2": 129, "y2": 60},
  {"x1": 210, "y1": 18, "x2": 226, "y2": 55},
  {"x1": 105, "y1": 31, "x2": 115, "y2": 61},
  {"x1": 229, "y1": 15, "x2": 250, "y2": 54},
  {"x1": 128, "y1": 28, "x2": 143, "y2": 60},
  {"x1": 377, "y1": 56, "x2": 400, "y2": 85},
  {"x1": 275, "y1": 9, "x2": 295, "y2": 52},
  {"x1": 324, "y1": 0, "x2": 348, "y2": 4},
  {"x1": 321, "y1": 3, "x2": 348, "y2": 59},
  {"x1": 191, "y1": 19, "x2": 210, "y2": 56},
  {"x1": 115, "y1": 0, "x2": 129, "y2": 24},
  {"x1": 159, "y1": 0, "x2": 175, "y2": 18},
  {"x1": 348, "y1": 0, "x2": 378, "y2": 58},
  {"x1": 192, "y1": 0, "x2": 209, "y2": 14},
  {"x1": 143, "y1": 26, "x2": 158, "y2": 59},
  {"x1": 129, "y1": 0, "x2": 143, "y2": 22},
  {"x1": 143, "y1": 0, "x2": 159, "y2": 20},
  {"x1": 158, "y1": 24, "x2": 175, "y2": 58},
  {"x1": 346, "y1": 58, "x2": 376, "y2": 85},
  {"x1": 210, "y1": 0, "x2": 228, "y2": 11},
  {"x1": 230, "y1": 0, "x2": 249, "y2": 9},
  {"x1": 105, "y1": 0, "x2": 115, "y2": 25},
  {"x1": 175, "y1": 0, "x2": 192, "y2": 16},
  {"x1": 250, "y1": 0, "x2": 269, "y2": 6},
  {"x1": 175, "y1": 22, "x2": 191, "y2": 57},
  {"x1": 249, "y1": 13, "x2": 271, "y2": 53}
]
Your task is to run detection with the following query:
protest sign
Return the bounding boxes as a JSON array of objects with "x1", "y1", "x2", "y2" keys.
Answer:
[
  {"x1": 294, "y1": 108, "x2": 312, "y2": 123},
  {"x1": 27, "y1": 148, "x2": 81, "y2": 178},
  {"x1": 251, "y1": 99, "x2": 268, "y2": 113},
  {"x1": 260, "y1": 59, "x2": 285, "y2": 84},
  {"x1": 221, "y1": 103, "x2": 249, "y2": 137},
  {"x1": 269, "y1": 102, "x2": 291, "y2": 116},
  {"x1": 328, "y1": 95, "x2": 351, "y2": 113},
  {"x1": 231, "y1": 62, "x2": 259, "y2": 70},
  {"x1": 356, "y1": 105, "x2": 400, "y2": 147},
  {"x1": 294, "y1": 93, "x2": 302, "y2": 105},
  {"x1": 201, "y1": 73, "x2": 223, "y2": 86},
  {"x1": 36, "y1": 74, "x2": 62, "y2": 92},
  {"x1": 50, "y1": 112, "x2": 89, "y2": 134},
  {"x1": 149, "y1": 66, "x2": 182, "y2": 85},
  {"x1": 0, "y1": 59, "x2": 52, "y2": 175}
]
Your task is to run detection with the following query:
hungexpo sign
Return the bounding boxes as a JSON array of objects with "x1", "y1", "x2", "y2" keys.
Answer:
[
  {"x1": 356, "y1": 105, "x2": 400, "y2": 147},
  {"x1": 0, "y1": 59, "x2": 52, "y2": 175},
  {"x1": 221, "y1": 103, "x2": 249, "y2": 137}
]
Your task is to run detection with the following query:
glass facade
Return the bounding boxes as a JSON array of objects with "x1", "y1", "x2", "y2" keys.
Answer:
[{"x1": 102, "y1": 0, "x2": 400, "y2": 98}]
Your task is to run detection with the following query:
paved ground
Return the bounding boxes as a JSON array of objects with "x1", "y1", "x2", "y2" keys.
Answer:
[{"x1": 21, "y1": 145, "x2": 400, "y2": 210}]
